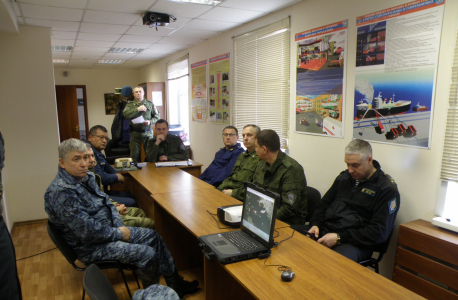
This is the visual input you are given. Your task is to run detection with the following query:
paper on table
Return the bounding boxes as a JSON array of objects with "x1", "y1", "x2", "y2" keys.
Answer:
[
  {"x1": 155, "y1": 161, "x2": 188, "y2": 167},
  {"x1": 131, "y1": 115, "x2": 145, "y2": 124}
]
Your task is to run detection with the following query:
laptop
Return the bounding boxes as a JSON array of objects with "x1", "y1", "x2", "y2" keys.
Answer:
[{"x1": 198, "y1": 182, "x2": 279, "y2": 264}]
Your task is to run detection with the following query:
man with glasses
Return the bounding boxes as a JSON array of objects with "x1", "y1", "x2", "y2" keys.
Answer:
[
  {"x1": 88, "y1": 125, "x2": 137, "y2": 207},
  {"x1": 198, "y1": 126, "x2": 244, "y2": 187},
  {"x1": 123, "y1": 86, "x2": 160, "y2": 162}
]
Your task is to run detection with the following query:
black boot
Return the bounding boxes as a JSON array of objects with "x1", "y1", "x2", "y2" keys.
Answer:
[{"x1": 164, "y1": 269, "x2": 200, "y2": 298}]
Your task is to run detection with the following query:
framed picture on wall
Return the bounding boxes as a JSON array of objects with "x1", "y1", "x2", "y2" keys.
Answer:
[{"x1": 104, "y1": 93, "x2": 121, "y2": 115}]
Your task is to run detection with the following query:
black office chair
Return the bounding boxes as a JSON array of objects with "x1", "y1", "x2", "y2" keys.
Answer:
[
  {"x1": 359, "y1": 229, "x2": 394, "y2": 274},
  {"x1": 104, "y1": 139, "x2": 130, "y2": 165},
  {"x1": 305, "y1": 186, "x2": 321, "y2": 223},
  {"x1": 84, "y1": 264, "x2": 119, "y2": 300},
  {"x1": 47, "y1": 221, "x2": 140, "y2": 300}
]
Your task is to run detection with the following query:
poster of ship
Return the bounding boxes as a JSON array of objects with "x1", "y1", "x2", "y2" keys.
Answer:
[{"x1": 354, "y1": 68, "x2": 434, "y2": 147}]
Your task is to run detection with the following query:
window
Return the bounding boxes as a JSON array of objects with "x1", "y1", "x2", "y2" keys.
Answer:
[
  {"x1": 167, "y1": 55, "x2": 189, "y2": 143},
  {"x1": 233, "y1": 18, "x2": 290, "y2": 149},
  {"x1": 436, "y1": 24, "x2": 458, "y2": 229}
]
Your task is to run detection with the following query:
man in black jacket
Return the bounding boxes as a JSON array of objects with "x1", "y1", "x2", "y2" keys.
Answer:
[{"x1": 308, "y1": 139, "x2": 400, "y2": 262}]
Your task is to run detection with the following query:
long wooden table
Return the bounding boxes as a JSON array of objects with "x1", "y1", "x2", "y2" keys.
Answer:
[{"x1": 123, "y1": 163, "x2": 423, "y2": 299}]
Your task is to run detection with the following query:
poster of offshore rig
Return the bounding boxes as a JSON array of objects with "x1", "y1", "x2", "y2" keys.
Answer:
[
  {"x1": 295, "y1": 20, "x2": 348, "y2": 138},
  {"x1": 353, "y1": 0, "x2": 444, "y2": 148}
]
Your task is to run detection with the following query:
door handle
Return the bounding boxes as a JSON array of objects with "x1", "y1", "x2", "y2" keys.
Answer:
[{"x1": 75, "y1": 125, "x2": 79, "y2": 132}]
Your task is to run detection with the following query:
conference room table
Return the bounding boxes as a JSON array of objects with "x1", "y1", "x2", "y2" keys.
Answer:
[{"x1": 122, "y1": 162, "x2": 423, "y2": 300}]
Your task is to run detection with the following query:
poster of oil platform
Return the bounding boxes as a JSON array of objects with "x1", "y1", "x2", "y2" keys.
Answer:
[{"x1": 295, "y1": 20, "x2": 348, "y2": 138}]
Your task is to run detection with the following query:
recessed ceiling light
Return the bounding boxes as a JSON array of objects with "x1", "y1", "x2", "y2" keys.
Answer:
[
  {"x1": 52, "y1": 45, "x2": 73, "y2": 52},
  {"x1": 98, "y1": 60, "x2": 124, "y2": 64},
  {"x1": 109, "y1": 48, "x2": 144, "y2": 54},
  {"x1": 53, "y1": 59, "x2": 69, "y2": 63},
  {"x1": 166, "y1": 0, "x2": 223, "y2": 5}
]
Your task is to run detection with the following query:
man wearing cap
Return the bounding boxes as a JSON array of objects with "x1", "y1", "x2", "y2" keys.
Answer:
[{"x1": 123, "y1": 86, "x2": 160, "y2": 162}]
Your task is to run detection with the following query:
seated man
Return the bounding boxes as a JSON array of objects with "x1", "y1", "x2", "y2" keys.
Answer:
[
  {"x1": 217, "y1": 124, "x2": 261, "y2": 201},
  {"x1": 86, "y1": 144, "x2": 154, "y2": 230},
  {"x1": 44, "y1": 139, "x2": 199, "y2": 297},
  {"x1": 307, "y1": 139, "x2": 400, "y2": 262},
  {"x1": 199, "y1": 126, "x2": 244, "y2": 187},
  {"x1": 252, "y1": 129, "x2": 307, "y2": 225},
  {"x1": 88, "y1": 125, "x2": 138, "y2": 207},
  {"x1": 145, "y1": 119, "x2": 189, "y2": 162}
]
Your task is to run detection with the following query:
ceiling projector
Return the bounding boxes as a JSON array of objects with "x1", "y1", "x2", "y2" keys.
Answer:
[{"x1": 143, "y1": 12, "x2": 170, "y2": 27}]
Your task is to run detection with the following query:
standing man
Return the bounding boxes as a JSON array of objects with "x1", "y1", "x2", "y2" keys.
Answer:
[
  {"x1": 307, "y1": 139, "x2": 400, "y2": 262},
  {"x1": 0, "y1": 131, "x2": 22, "y2": 300},
  {"x1": 88, "y1": 125, "x2": 137, "y2": 207},
  {"x1": 252, "y1": 129, "x2": 308, "y2": 225},
  {"x1": 199, "y1": 126, "x2": 244, "y2": 187},
  {"x1": 123, "y1": 86, "x2": 160, "y2": 162},
  {"x1": 145, "y1": 119, "x2": 189, "y2": 162},
  {"x1": 217, "y1": 124, "x2": 261, "y2": 201}
]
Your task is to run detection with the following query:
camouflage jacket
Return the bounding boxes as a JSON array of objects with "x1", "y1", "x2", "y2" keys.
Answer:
[
  {"x1": 44, "y1": 166, "x2": 124, "y2": 259},
  {"x1": 146, "y1": 134, "x2": 189, "y2": 162},
  {"x1": 217, "y1": 149, "x2": 259, "y2": 201},
  {"x1": 123, "y1": 99, "x2": 160, "y2": 132},
  {"x1": 252, "y1": 151, "x2": 307, "y2": 225}
]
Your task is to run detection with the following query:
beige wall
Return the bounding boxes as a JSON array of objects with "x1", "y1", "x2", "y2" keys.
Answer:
[
  {"x1": 54, "y1": 69, "x2": 141, "y2": 135},
  {"x1": 138, "y1": 0, "x2": 457, "y2": 278},
  {"x1": 0, "y1": 26, "x2": 59, "y2": 228}
]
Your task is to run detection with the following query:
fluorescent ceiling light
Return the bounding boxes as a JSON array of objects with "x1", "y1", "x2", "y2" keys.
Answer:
[
  {"x1": 52, "y1": 45, "x2": 73, "y2": 52},
  {"x1": 166, "y1": 0, "x2": 223, "y2": 5},
  {"x1": 109, "y1": 48, "x2": 144, "y2": 54},
  {"x1": 98, "y1": 60, "x2": 124, "y2": 64},
  {"x1": 53, "y1": 59, "x2": 69, "y2": 63}
]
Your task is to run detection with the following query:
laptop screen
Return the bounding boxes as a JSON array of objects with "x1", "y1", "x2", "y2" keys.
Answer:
[{"x1": 241, "y1": 185, "x2": 276, "y2": 243}]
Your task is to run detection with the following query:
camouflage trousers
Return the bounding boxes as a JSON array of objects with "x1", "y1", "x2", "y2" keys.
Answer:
[
  {"x1": 80, "y1": 227, "x2": 175, "y2": 288},
  {"x1": 130, "y1": 131, "x2": 153, "y2": 163},
  {"x1": 132, "y1": 284, "x2": 179, "y2": 300},
  {"x1": 121, "y1": 207, "x2": 155, "y2": 230}
]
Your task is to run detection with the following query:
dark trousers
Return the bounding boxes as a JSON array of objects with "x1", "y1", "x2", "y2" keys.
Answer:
[
  {"x1": 0, "y1": 214, "x2": 22, "y2": 300},
  {"x1": 106, "y1": 190, "x2": 138, "y2": 207}
]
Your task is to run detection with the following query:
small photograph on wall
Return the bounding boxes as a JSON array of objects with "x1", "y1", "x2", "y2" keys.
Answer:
[{"x1": 104, "y1": 93, "x2": 121, "y2": 115}]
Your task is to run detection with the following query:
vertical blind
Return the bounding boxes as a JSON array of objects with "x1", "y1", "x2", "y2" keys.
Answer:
[
  {"x1": 440, "y1": 28, "x2": 458, "y2": 182},
  {"x1": 233, "y1": 18, "x2": 290, "y2": 149},
  {"x1": 167, "y1": 54, "x2": 189, "y2": 80}
]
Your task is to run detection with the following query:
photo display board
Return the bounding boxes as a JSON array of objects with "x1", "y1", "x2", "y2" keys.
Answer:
[
  {"x1": 353, "y1": 0, "x2": 444, "y2": 148},
  {"x1": 209, "y1": 53, "x2": 230, "y2": 124},
  {"x1": 295, "y1": 20, "x2": 348, "y2": 138},
  {"x1": 191, "y1": 59, "x2": 207, "y2": 122}
]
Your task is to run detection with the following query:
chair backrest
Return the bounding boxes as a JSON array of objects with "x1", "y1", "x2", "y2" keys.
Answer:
[
  {"x1": 373, "y1": 228, "x2": 394, "y2": 259},
  {"x1": 305, "y1": 186, "x2": 321, "y2": 222},
  {"x1": 47, "y1": 221, "x2": 82, "y2": 270},
  {"x1": 84, "y1": 264, "x2": 119, "y2": 300}
]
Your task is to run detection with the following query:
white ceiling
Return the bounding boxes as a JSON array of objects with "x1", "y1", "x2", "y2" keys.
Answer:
[{"x1": 10, "y1": 0, "x2": 302, "y2": 69}]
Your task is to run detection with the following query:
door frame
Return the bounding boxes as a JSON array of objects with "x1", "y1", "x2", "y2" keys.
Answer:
[{"x1": 55, "y1": 85, "x2": 89, "y2": 141}]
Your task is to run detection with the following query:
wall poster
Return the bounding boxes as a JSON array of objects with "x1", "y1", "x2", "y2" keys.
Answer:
[
  {"x1": 354, "y1": 0, "x2": 444, "y2": 148},
  {"x1": 208, "y1": 53, "x2": 230, "y2": 124},
  {"x1": 295, "y1": 20, "x2": 348, "y2": 138},
  {"x1": 191, "y1": 59, "x2": 207, "y2": 122}
]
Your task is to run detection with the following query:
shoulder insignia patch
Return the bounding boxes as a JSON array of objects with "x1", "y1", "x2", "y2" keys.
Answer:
[
  {"x1": 361, "y1": 188, "x2": 376, "y2": 197},
  {"x1": 286, "y1": 191, "x2": 296, "y2": 205},
  {"x1": 230, "y1": 148, "x2": 234, "y2": 151},
  {"x1": 388, "y1": 198, "x2": 397, "y2": 214}
]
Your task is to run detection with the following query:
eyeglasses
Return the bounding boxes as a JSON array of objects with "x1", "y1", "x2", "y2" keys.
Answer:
[
  {"x1": 222, "y1": 133, "x2": 236, "y2": 137},
  {"x1": 92, "y1": 135, "x2": 110, "y2": 141}
]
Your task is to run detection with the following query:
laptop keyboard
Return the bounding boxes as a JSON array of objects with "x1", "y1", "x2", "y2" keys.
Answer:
[{"x1": 223, "y1": 231, "x2": 261, "y2": 251}]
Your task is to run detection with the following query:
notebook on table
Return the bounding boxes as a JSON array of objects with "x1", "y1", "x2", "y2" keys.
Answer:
[{"x1": 199, "y1": 182, "x2": 279, "y2": 264}]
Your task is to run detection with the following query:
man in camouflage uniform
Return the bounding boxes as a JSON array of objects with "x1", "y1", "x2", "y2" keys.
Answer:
[
  {"x1": 146, "y1": 119, "x2": 189, "y2": 162},
  {"x1": 86, "y1": 145, "x2": 154, "y2": 230},
  {"x1": 0, "y1": 131, "x2": 22, "y2": 300},
  {"x1": 252, "y1": 129, "x2": 308, "y2": 226},
  {"x1": 217, "y1": 124, "x2": 261, "y2": 201},
  {"x1": 307, "y1": 139, "x2": 400, "y2": 262},
  {"x1": 45, "y1": 139, "x2": 199, "y2": 297},
  {"x1": 123, "y1": 86, "x2": 160, "y2": 162}
]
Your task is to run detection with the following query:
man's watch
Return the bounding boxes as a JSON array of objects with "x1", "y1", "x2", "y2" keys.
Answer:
[{"x1": 336, "y1": 234, "x2": 342, "y2": 245}]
